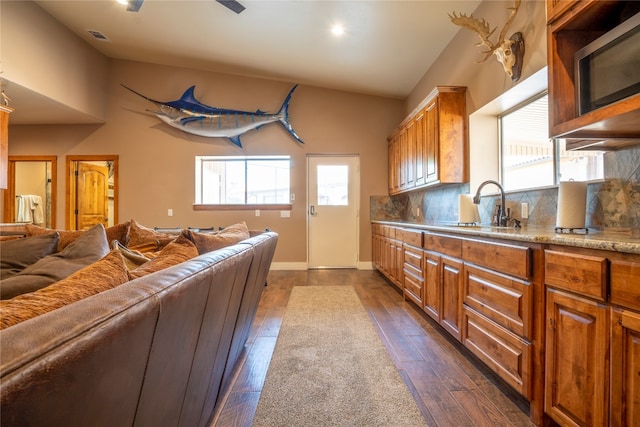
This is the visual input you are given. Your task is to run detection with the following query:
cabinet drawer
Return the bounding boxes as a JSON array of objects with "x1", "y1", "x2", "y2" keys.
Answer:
[
  {"x1": 463, "y1": 239, "x2": 531, "y2": 280},
  {"x1": 424, "y1": 232, "x2": 461, "y2": 258},
  {"x1": 403, "y1": 245, "x2": 423, "y2": 271},
  {"x1": 463, "y1": 264, "x2": 533, "y2": 340},
  {"x1": 404, "y1": 271, "x2": 424, "y2": 306},
  {"x1": 545, "y1": 249, "x2": 607, "y2": 301},
  {"x1": 462, "y1": 306, "x2": 531, "y2": 399},
  {"x1": 397, "y1": 228, "x2": 422, "y2": 248},
  {"x1": 383, "y1": 226, "x2": 396, "y2": 238},
  {"x1": 610, "y1": 259, "x2": 640, "y2": 311}
]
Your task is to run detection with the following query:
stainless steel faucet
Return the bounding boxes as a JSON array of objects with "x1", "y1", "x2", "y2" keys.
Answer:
[{"x1": 472, "y1": 180, "x2": 510, "y2": 227}]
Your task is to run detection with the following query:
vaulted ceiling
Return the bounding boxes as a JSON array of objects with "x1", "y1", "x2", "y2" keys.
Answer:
[{"x1": 35, "y1": 0, "x2": 481, "y2": 98}]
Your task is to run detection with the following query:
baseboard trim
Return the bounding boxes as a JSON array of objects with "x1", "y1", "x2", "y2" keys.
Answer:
[{"x1": 270, "y1": 262, "x2": 375, "y2": 271}]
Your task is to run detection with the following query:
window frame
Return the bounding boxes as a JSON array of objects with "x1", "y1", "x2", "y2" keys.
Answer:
[
  {"x1": 193, "y1": 155, "x2": 292, "y2": 211},
  {"x1": 498, "y1": 91, "x2": 604, "y2": 193}
]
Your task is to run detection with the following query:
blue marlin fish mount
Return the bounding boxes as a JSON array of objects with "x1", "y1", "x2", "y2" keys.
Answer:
[{"x1": 121, "y1": 84, "x2": 304, "y2": 148}]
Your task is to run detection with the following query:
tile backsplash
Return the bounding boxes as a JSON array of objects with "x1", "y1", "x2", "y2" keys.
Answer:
[{"x1": 371, "y1": 146, "x2": 640, "y2": 232}]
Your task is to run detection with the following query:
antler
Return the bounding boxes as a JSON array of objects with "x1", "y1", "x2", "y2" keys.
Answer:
[
  {"x1": 497, "y1": 0, "x2": 521, "y2": 46},
  {"x1": 448, "y1": 12, "x2": 497, "y2": 62},
  {"x1": 449, "y1": 0, "x2": 521, "y2": 63}
]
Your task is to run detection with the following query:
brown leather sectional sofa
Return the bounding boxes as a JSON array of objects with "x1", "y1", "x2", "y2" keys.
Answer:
[{"x1": 0, "y1": 231, "x2": 278, "y2": 427}]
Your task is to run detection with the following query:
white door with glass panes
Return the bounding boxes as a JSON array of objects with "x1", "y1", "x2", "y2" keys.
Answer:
[{"x1": 307, "y1": 155, "x2": 359, "y2": 268}]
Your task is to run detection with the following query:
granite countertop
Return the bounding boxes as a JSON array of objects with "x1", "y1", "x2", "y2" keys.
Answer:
[{"x1": 372, "y1": 220, "x2": 640, "y2": 255}]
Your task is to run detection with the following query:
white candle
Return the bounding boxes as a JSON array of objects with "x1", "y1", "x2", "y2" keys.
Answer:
[{"x1": 458, "y1": 194, "x2": 477, "y2": 224}]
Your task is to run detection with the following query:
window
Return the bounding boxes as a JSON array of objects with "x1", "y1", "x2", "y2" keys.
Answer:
[
  {"x1": 317, "y1": 165, "x2": 349, "y2": 206},
  {"x1": 500, "y1": 93, "x2": 604, "y2": 192},
  {"x1": 195, "y1": 156, "x2": 290, "y2": 206}
]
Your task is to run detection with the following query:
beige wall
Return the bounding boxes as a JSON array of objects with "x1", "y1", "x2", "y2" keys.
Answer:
[
  {"x1": 8, "y1": 60, "x2": 404, "y2": 265},
  {"x1": 1, "y1": 0, "x2": 109, "y2": 121},
  {"x1": 406, "y1": 0, "x2": 547, "y2": 116}
]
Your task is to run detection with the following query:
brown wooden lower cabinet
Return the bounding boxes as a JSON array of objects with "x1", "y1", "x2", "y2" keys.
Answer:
[
  {"x1": 611, "y1": 307, "x2": 640, "y2": 427},
  {"x1": 373, "y1": 225, "x2": 640, "y2": 426},
  {"x1": 440, "y1": 255, "x2": 463, "y2": 341},
  {"x1": 545, "y1": 288, "x2": 609, "y2": 427},
  {"x1": 423, "y1": 251, "x2": 441, "y2": 322},
  {"x1": 372, "y1": 225, "x2": 404, "y2": 290}
]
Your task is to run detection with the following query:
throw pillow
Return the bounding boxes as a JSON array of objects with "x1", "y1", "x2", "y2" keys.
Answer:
[
  {"x1": 128, "y1": 234, "x2": 198, "y2": 279},
  {"x1": 0, "y1": 223, "x2": 110, "y2": 300},
  {"x1": 0, "y1": 233, "x2": 60, "y2": 280},
  {"x1": 106, "y1": 221, "x2": 131, "y2": 246},
  {"x1": 25, "y1": 224, "x2": 83, "y2": 252},
  {"x1": 184, "y1": 221, "x2": 250, "y2": 255},
  {"x1": 25, "y1": 222, "x2": 131, "y2": 252},
  {"x1": 111, "y1": 240, "x2": 150, "y2": 270},
  {"x1": 0, "y1": 249, "x2": 130, "y2": 330},
  {"x1": 127, "y1": 219, "x2": 177, "y2": 253}
]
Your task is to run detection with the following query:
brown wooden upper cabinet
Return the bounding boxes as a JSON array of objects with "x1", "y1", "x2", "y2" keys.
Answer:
[
  {"x1": 0, "y1": 106, "x2": 12, "y2": 190},
  {"x1": 546, "y1": 0, "x2": 640, "y2": 150},
  {"x1": 388, "y1": 86, "x2": 467, "y2": 195}
]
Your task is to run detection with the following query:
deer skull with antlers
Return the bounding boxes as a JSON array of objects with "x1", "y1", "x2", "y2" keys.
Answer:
[{"x1": 449, "y1": 0, "x2": 524, "y2": 81}]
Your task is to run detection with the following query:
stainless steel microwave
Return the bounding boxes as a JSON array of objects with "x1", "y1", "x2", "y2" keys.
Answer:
[{"x1": 575, "y1": 11, "x2": 640, "y2": 116}]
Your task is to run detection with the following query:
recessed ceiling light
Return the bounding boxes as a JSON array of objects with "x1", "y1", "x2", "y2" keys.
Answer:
[
  {"x1": 331, "y1": 24, "x2": 345, "y2": 37},
  {"x1": 116, "y1": 0, "x2": 127, "y2": 5}
]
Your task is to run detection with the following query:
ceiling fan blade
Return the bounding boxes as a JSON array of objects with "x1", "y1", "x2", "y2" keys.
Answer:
[
  {"x1": 127, "y1": 0, "x2": 144, "y2": 12},
  {"x1": 216, "y1": 0, "x2": 246, "y2": 14}
]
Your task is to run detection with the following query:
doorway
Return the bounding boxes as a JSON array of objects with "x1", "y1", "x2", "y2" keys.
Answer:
[
  {"x1": 3, "y1": 156, "x2": 57, "y2": 228},
  {"x1": 66, "y1": 155, "x2": 119, "y2": 230},
  {"x1": 307, "y1": 155, "x2": 359, "y2": 268}
]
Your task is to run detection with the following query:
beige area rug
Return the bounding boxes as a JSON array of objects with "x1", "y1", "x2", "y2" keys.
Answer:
[{"x1": 252, "y1": 286, "x2": 427, "y2": 427}]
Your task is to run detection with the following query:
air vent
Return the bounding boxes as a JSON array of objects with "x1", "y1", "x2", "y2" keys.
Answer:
[{"x1": 86, "y1": 30, "x2": 111, "y2": 42}]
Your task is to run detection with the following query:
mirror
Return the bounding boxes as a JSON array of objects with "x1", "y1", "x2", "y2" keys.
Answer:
[
  {"x1": 3, "y1": 156, "x2": 57, "y2": 228},
  {"x1": 66, "y1": 155, "x2": 119, "y2": 230}
]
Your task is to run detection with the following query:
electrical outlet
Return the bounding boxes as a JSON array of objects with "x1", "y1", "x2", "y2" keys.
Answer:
[
  {"x1": 167, "y1": 208, "x2": 173, "y2": 217},
  {"x1": 255, "y1": 210, "x2": 260, "y2": 217},
  {"x1": 280, "y1": 210, "x2": 291, "y2": 218},
  {"x1": 521, "y1": 202, "x2": 528, "y2": 219}
]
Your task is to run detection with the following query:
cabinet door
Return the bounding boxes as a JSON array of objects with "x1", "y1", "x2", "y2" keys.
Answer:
[
  {"x1": 441, "y1": 255, "x2": 463, "y2": 341},
  {"x1": 424, "y1": 251, "x2": 441, "y2": 322},
  {"x1": 545, "y1": 288, "x2": 608, "y2": 427},
  {"x1": 404, "y1": 120, "x2": 416, "y2": 189},
  {"x1": 424, "y1": 99, "x2": 439, "y2": 183},
  {"x1": 414, "y1": 110, "x2": 426, "y2": 187},
  {"x1": 0, "y1": 107, "x2": 11, "y2": 190},
  {"x1": 545, "y1": 0, "x2": 578, "y2": 23},
  {"x1": 388, "y1": 136, "x2": 400, "y2": 194},
  {"x1": 398, "y1": 128, "x2": 409, "y2": 190},
  {"x1": 611, "y1": 308, "x2": 640, "y2": 427}
]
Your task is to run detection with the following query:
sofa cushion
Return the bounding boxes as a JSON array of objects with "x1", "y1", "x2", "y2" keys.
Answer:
[
  {"x1": 0, "y1": 224, "x2": 110, "y2": 300},
  {"x1": 25, "y1": 221, "x2": 131, "y2": 251},
  {"x1": 0, "y1": 233, "x2": 61, "y2": 280},
  {"x1": 112, "y1": 240, "x2": 150, "y2": 270},
  {"x1": 0, "y1": 249, "x2": 130, "y2": 330},
  {"x1": 184, "y1": 222, "x2": 250, "y2": 255},
  {"x1": 128, "y1": 234, "x2": 198, "y2": 279},
  {"x1": 127, "y1": 219, "x2": 177, "y2": 253}
]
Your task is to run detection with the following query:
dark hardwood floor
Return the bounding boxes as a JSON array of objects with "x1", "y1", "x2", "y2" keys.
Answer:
[{"x1": 211, "y1": 269, "x2": 535, "y2": 427}]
